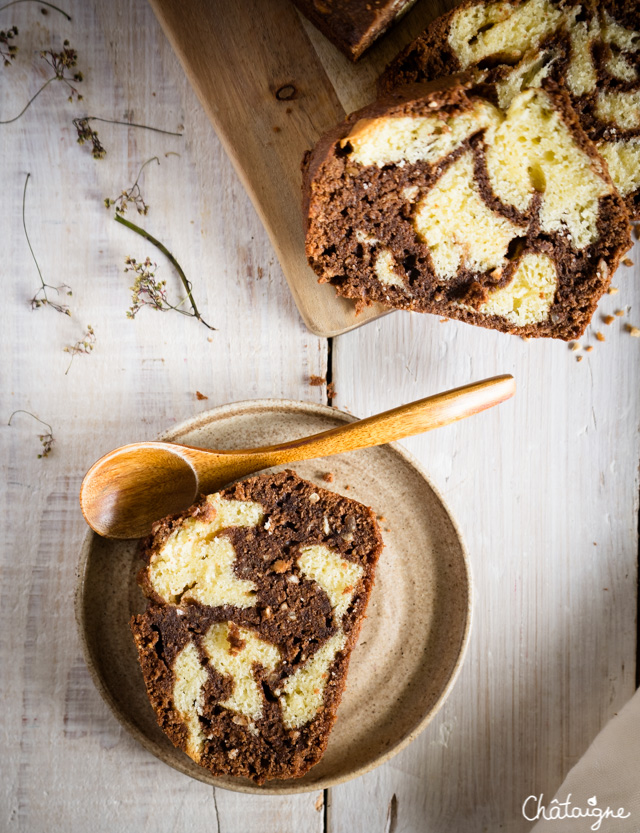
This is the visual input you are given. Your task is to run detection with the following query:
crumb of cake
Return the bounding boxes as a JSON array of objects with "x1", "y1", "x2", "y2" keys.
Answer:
[
  {"x1": 439, "y1": 318, "x2": 448, "y2": 323},
  {"x1": 326, "y1": 382, "x2": 336, "y2": 399},
  {"x1": 607, "y1": 287, "x2": 619, "y2": 295},
  {"x1": 626, "y1": 324, "x2": 640, "y2": 337},
  {"x1": 615, "y1": 309, "x2": 625, "y2": 317},
  {"x1": 595, "y1": 332, "x2": 605, "y2": 342},
  {"x1": 570, "y1": 342, "x2": 580, "y2": 352},
  {"x1": 195, "y1": 390, "x2": 208, "y2": 400},
  {"x1": 207, "y1": 337, "x2": 213, "y2": 342},
  {"x1": 585, "y1": 346, "x2": 593, "y2": 353},
  {"x1": 315, "y1": 794, "x2": 324, "y2": 812},
  {"x1": 576, "y1": 356, "x2": 583, "y2": 362},
  {"x1": 603, "y1": 315, "x2": 615, "y2": 326},
  {"x1": 322, "y1": 472, "x2": 334, "y2": 483},
  {"x1": 309, "y1": 375, "x2": 325, "y2": 386},
  {"x1": 622, "y1": 258, "x2": 634, "y2": 267},
  {"x1": 377, "y1": 515, "x2": 387, "y2": 523}
]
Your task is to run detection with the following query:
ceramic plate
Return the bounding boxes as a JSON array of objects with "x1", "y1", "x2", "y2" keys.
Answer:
[{"x1": 75, "y1": 399, "x2": 472, "y2": 794}]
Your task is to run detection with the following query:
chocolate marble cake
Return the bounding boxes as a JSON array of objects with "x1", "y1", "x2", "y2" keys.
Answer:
[
  {"x1": 131, "y1": 470, "x2": 383, "y2": 783},
  {"x1": 292, "y1": 0, "x2": 419, "y2": 61},
  {"x1": 379, "y1": 0, "x2": 640, "y2": 217},
  {"x1": 303, "y1": 79, "x2": 631, "y2": 339}
]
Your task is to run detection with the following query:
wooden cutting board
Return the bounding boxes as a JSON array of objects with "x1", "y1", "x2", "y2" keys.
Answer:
[{"x1": 147, "y1": 0, "x2": 452, "y2": 337}]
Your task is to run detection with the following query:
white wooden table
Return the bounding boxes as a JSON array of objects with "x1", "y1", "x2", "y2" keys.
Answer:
[{"x1": 1, "y1": 1, "x2": 638, "y2": 831}]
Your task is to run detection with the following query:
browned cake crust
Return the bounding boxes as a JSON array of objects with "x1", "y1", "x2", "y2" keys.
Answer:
[
  {"x1": 131, "y1": 470, "x2": 383, "y2": 783},
  {"x1": 379, "y1": 0, "x2": 640, "y2": 216},
  {"x1": 302, "y1": 80, "x2": 631, "y2": 340},
  {"x1": 291, "y1": 0, "x2": 419, "y2": 61}
]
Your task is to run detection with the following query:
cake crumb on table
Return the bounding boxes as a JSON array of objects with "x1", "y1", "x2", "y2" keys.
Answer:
[
  {"x1": 309, "y1": 375, "x2": 325, "y2": 386},
  {"x1": 615, "y1": 309, "x2": 625, "y2": 317},
  {"x1": 602, "y1": 315, "x2": 615, "y2": 325},
  {"x1": 622, "y1": 258, "x2": 634, "y2": 267},
  {"x1": 322, "y1": 472, "x2": 334, "y2": 483},
  {"x1": 626, "y1": 324, "x2": 640, "y2": 337},
  {"x1": 585, "y1": 346, "x2": 593, "y2": 353},
  {"x1": 595, "y1": 332, "x2": 605, "y2": 342},
  {"x1": 607, "y1": 286, "x2": 619, "y2": 294},
  {"x1": 195, "y1": 390, "x2": 208, "y2": 400},
  {"x1": 326, "y1": 382, "x2": 336, "y2": 399},
  {"x1": 576, "y1": 355, "x2": 583, "y2": 362},
  {"x1": 569, "y1": 342, "x2": 580, "y2": 352}
]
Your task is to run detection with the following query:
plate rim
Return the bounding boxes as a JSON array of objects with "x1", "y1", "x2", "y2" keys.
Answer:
[{"x1": 75, "y1": 397, "x2": 473, "y2": 794}]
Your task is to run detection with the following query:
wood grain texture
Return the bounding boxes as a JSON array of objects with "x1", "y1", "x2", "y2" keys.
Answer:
[
  {"x1": 329, "y1": 285, "x2": 640, "y2": 830},
  {"x1": 0, "y1": 0, "x2": 325, "y2": 830}
]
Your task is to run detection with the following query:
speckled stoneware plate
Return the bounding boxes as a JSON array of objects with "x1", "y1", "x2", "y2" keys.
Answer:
[{"x1": 75, "y1": 399, "x2": 472, "y2": 794}]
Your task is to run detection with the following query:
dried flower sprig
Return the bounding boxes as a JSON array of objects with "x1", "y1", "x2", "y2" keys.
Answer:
[
  {"x1": 123, "y1": 254, "x2": 214, "y2": 330},
  {"x1": 23, "y1": 173, "x2": 71, "y2": 315},
  {"x1": 0, "y1": 38, "x2": 82, "y2": 124},
  {"x1": 105, "y1": 157, "x2": 159, "y2": 216},
  {"x1": 73, "y1": 116, "x2": 182, "y2": 159},
  {"x1": 0, "y1": 1, "x2": 72, "y2": 66},
  {"x1": 64, "y1": 324, "x2": 95, "y2": 374},
  {"x1": 8, "y1": 409, "x2": 55, "y2": 458},
  {"x1": 0, "y1": 25, "x2": 18, "y2": 66},
  {"x1": 72, "y1": 117, "x2": 105, "y2": 159}
]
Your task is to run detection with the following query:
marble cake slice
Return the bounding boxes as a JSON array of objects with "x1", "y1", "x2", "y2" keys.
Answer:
[
  {"x1": 302, "y1": 79, "x2": 631, "y2": 339},
  {"x1": 131, "y1": 470, "x2": 383, "y2": 784},
  {"x1": 291, "y1": 0, "x2": 419, "y2": 61},
  {"x1": 378, "y1": 0, "x2": 640, "y2": 218}
]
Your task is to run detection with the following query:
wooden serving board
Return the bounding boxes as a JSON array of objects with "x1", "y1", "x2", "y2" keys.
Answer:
[{"x1": 147, "y1": 0, "x2": 452, "y2": 336}]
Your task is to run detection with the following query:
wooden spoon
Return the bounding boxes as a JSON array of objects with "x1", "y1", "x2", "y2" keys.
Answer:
[{"x1": 80, "y1": 374, "x2": 515, "y2": 539}]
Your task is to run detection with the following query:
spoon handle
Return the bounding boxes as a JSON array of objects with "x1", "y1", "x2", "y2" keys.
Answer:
[
  {"x1": 268, "y1": 374, "x2": 515, "y2": 456},
  {"x1": 192, "y1": 375, "x2": 515, "y2": 490}
]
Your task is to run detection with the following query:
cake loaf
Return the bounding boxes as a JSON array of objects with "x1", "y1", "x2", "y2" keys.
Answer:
[
  {"x1": 379, "y1": 0, "x2": 640, "y2": 217},
  {"x1": 131, "y1": 470, "x2": 383, "y2": 783},
  {"x1": 292, "y1": 0, "x2": 419, "y2": 61},
  {"x1": 303, "y1": 79, "x2": 631, "y2": 339}
]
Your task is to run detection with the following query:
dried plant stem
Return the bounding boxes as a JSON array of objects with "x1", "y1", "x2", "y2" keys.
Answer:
[
  {"x1": 1, "y1": 75, "x2": 55, "y2": 124},
  {"x1": 23, "y1": 172, "x2": 71, "y2": 314},
  {"x1": 8, "y1": 410, "x2": 55, "y2": 457},
  {"x1": 77, "y1": 115, "x2": 182, "y2": 138},
  {"x1": 1, "y1": 40, "x2": 82, "y2": 124},
  {"x1": 116, "y1": 214, "x2": 214, "y2": 330},
  {"x1": 0, "y1": 1, "x2": 71, "y2": 18}
]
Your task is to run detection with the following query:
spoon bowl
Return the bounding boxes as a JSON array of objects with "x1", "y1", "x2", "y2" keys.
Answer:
[{"x1": 83, "y1": 444, "x2": 199, "y2": 538}]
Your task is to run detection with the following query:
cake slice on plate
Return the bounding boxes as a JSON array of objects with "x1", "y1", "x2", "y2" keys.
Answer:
[
  {"x1": 378, "y1": 0, "x2": 640, "y2": 218},
  {"x1": 303, "y1": 79, "x2": 631, "y2": 339},
  {"x1": 131, "y1": 470, "x2": 383, "y2": 783}
]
